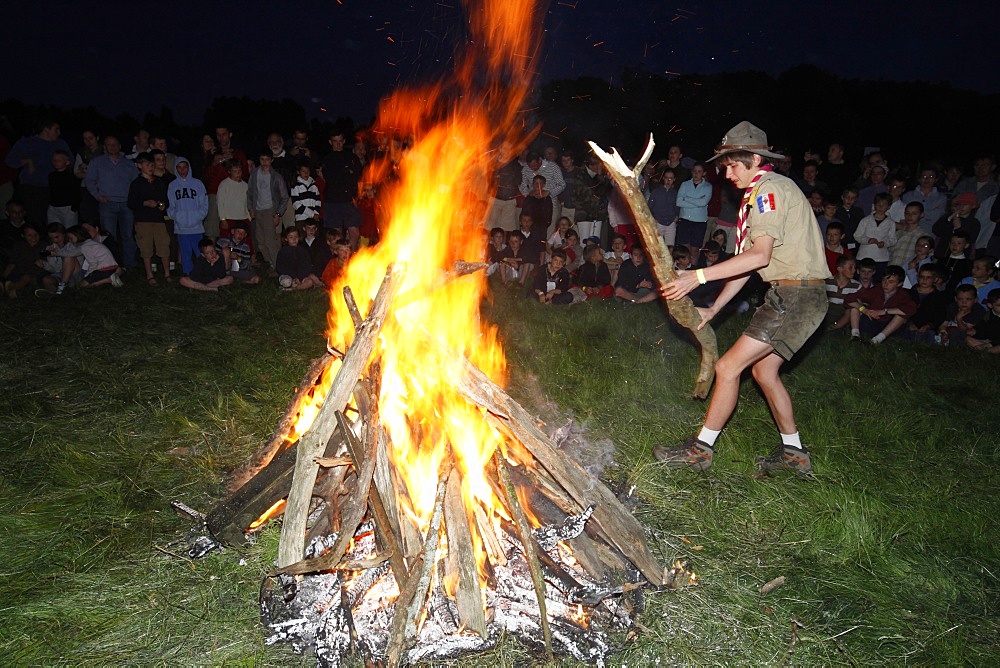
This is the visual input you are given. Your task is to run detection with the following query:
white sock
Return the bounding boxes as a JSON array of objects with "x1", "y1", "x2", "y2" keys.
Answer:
[
  {"x1": 697, "y1": 426, "x2": 721, "y2": 447},
  {"x1": 871, "y1": 332, "x2": 886, "y2": 344},
  {"x1": 851, "y1": 328, "x2": 860, "y2": 337},
  {"x1": 780, "y1": 432, "x2": 803, "y2": 449}
]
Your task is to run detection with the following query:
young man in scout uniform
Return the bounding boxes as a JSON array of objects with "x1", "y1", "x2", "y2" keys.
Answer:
[{"x1": 654, "y1": 121, "x2": 831, "y2": 475}]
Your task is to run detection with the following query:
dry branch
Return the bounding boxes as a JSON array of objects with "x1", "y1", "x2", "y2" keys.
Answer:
[
  {"x1": 277, "y1": 265, "x2": 402, "y2": 568},
  {"x1": 588, "y1": 136, "x2": 718, "y2": 399}
]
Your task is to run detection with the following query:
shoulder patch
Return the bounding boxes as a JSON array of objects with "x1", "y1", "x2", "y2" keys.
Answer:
[{"x1": 756, "y1": 193, "x2": 776, "y2": 214}]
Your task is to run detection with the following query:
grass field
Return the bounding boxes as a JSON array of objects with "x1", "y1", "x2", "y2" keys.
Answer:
[{"x1": 1, "y1": 279, "x2": 998, "y2": 665}]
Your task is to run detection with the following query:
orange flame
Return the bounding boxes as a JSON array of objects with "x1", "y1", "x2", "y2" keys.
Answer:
[{"x1": 322, "y1": 0, "x2": 544, "y2": 551}]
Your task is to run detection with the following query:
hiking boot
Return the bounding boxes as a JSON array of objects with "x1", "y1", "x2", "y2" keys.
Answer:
[
  {"x1": 652, "y1": 436, "x2": 714, "y2": 471},
  {"x1": 757, "y1": 445, "x2": 812, "y2": 476}
]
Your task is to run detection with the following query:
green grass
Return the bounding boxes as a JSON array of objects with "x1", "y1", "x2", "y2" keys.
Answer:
[{"x1": 1, "y1": 280, "x2": 998, "y2": 665}]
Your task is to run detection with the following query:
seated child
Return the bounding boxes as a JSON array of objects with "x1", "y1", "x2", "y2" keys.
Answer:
[
  {"x1": 904, "y1": 265, "x2": 950, "y2": 343},
  {"x1": 486, "y1": 226, "x2": 507, "y2": 278},
  {"x1": 301, "y1": 220, "x2": 331, "y2": 276},
  {"x1": 563, "y1": 229, "x2": 584, "y2": 273},
  {"x1": 904, "y1": 235, "x2": 936, "y2": 287},
  {"x1": 825, "y1": 255, "x2": 860, "y2": 329},
  {"x1": 614, "y1": 245, "x2": 658, "y2": 303},
  {"x1": 958, "y1": 255, "x2": 1000, "y2": 305},
  {"x1": 521, "y1": 175, "x2": 553, "y2": 234},
  {"x1": 941, "y1": 230, "x2": 972, "y2": 293},
  {"x1": 179, "y1": 238, "x2": 235, "y2": 292},
  {"x1": 547, "y1": 216, "x2": 573, "y2": 253},
  {"x1": 216, "y1": 221, "x2": 260, "y2": 284},
  {"x1": 848, "y1": 264, "x2": 917, "y2": 344},
  {"x1": 856, "y1": 257, "x2": 877, "y2": 290},
  {"x1": 66, "y1": 225, "x2": 122, "y2": 288},
  {"x1": 966, "y1": 288, "x2": 1000, "y2": 353},
  {"x1": 604, "y1": 233, "x2": 631, "y2": 285},
  {"x1": 577, "y1": 244, "x2": 613, "y2": 299},
  {"x1": 823, "y1": 221, "x2": 851, "y2": 277},
  {"x1": 36, "y1": 222, "x2": 83, "y2": 295},
  {"x1": 498, "y1": 230, "x2": 534, "y2": 287},
  {"x1": 322, "y1": 237, "x2": 352, "y2": 288},
  {"x1": 276, "y1": 227, "x2": 322, "y2": 290},
  {"x1": 532, "y1": 249, "x2": 574, "y2": 304},
  {"x1": 817, "y1": 198, "x2": 840, "y2": 236},
  {"x1": 672, "y1": 244, "x2": 692, "y2": 272},
  {"x1": 2, "y1": 225, "x2": 48, "y2": 298},
  {"x1": 710, "y1": 228, "x2": 732, "y2": 259},
  {"x1": 939, "y1": 284, "x2": 985, "y2": 347}
]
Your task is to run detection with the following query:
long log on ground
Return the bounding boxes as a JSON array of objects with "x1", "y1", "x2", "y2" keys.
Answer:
[
  {"x1": 225, "y1": 353, "x2": 334, "y2": 493},
  {"x1": 277, "y1": 265, "x2": 402, "y2": 568},
  {"x1": 431, "y1": 334, "x2": 664, "y2": 585},
  {"x1": 589, "y1": 136, "x2": 718, "y2": 399}
]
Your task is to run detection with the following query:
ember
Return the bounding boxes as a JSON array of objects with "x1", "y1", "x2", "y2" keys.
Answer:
[{"x1": 199, "y1": 0, "x2": 676, "y2": 664}]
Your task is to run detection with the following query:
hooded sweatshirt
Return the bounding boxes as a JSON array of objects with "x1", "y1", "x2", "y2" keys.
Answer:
[{"x1": 166, "y1": 157, "x2": 209, "y2": 235}]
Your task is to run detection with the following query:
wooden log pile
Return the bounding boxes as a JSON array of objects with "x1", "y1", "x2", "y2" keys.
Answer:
[{"x1": 206, "y1": 262, "x2": 668, "y2": 666}]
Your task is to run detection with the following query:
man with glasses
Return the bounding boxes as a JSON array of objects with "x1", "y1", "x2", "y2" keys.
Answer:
[{"x1": 902, "y1": 169, "x2": 946, "y2": 234}]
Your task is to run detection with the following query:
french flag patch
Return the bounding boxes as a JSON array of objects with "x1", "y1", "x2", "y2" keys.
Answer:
[{"x1": 756, "y1": 193, "x2": 776, "y2": 213}]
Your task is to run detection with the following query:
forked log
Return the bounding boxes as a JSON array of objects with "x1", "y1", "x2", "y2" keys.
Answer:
[
  {"x1": 588, "y1": 136, "x2": 718, "y2": 399},
  {"x1": 277, "y1": 265, "x2": 402, "y2": 568}
]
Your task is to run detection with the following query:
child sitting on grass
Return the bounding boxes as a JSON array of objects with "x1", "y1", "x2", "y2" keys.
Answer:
[
  {"x1": 322, "y1": 237, "x2": 352, "y2": 288},
  {"x1": 825, "y1": 255, "x2": 860, "y2": 330},
  {"x1": 486, "y1": 226, "x2": 506, "y2": 278},
  {"x1": 823, "y1": 221, "x2": 851, "y2": 277},
  {"x1": 498, "y1": 230, "x2": 534, "y2": 287},
  {"x1": 65, "y1": 225, "x2": 121, "y2": 288},
  {"x1": 577, "y1": 244, "x2": 613, "y2": 299},
  {"x1": 904, "y1": 235, "x2": 936, "y2": 287},
  {"x1": 939, "y1": 284, "x2": 985, "y2": 347},
  {"x1": 179, "y1": 238, "x2": 234, "y2": 292},
  {"x1": 532, "y1": 249, "x2": 573, "y2": 304},
  {"x1": 672, "y1": 244, "x2": 691, "y2": 271},
  {"x1": 36, "y1": 222, "x2": 83, "y2": 295},
  {"x1": 563, "y1": 229, "x2": 584, "y2": 273},
  {"x1": 2, "y1": 225, "x2": 47, "y2": 298},
  {"x1": 848, "y1": 264, "x2": 917, "y2": 345},
  {"x1": 216, "y1": 221, "x2": 260, "y2": 285},
  {"x1": 966, "y1": 288, "x2": 1000, "y2": 352},
  {"x1": 276, "y1": 227, "x2": 322, "y2": 290},
  {"x1": 856, "y1": 257, "x2": 877, "y2": 290},
  {"x1": 958, "y1": 255, "x2": 1000, "y2": 305},
  {"x1": 904, "y1": 265, "x2": 950, "y2": 343},
  {"x1": 614, "y1": 245, "x2": 658, "y2": 304},
  {"x1": 547, "y1": 216, "x2": 573, "y2": 253},
  {"x1": 603, "y1": 233, "x2": 630, "y2": 286}
]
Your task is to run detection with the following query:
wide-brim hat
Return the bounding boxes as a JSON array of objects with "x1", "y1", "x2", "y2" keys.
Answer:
[{"x1": 707, "y1": 121, "x2": 787, "y2": 162}]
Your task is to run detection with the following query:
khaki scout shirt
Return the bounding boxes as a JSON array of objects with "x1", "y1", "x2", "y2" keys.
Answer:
[{"x1": 746, "y1": 171, "x2": 831, "y2": 283}]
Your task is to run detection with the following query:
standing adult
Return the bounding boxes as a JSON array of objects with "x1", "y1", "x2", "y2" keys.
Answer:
[
  {"x1": 73, "y1": 129, "x2": 103, "y2": 225},
  {"x1": 321, "y1": 130, "x2": 363, "y2": 250},
  {"x1": 4, "y1": 119, "x2": 73, "y2": 226},
  {"x1": 902, "y1": 169, "x2": 947, "y2": 235},
  {"x1": 267, "y1": 133, "x2": 297, "y2": 231},
  {"x1": 675, "y1": 163, "x2": 712, "y2": 260},
  {"x1": 247, "y1": 148, "x2": 289, "y2": 271},
  {"x1": 955, "y1": 156, "x2": 999, "y2": 205},
  {"x1": 84, "y1": 135, "x2": 139, "y2": 269},
  {"x1": 654, "y1": 121, "x2": 830, "y2": 476},
  {"x1": 202, "y1": 126, "x2": 249, "y2": 239},
  {"x1": 485, "y1": 143, "x2": 522, "y2": 232}
]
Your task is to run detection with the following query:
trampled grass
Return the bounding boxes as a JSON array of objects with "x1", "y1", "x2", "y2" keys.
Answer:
[{"x1": 1, "y1": 279, "x2": 998, "y2": 665}]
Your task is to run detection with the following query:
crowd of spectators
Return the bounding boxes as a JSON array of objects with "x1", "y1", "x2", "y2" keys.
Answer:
[{"x1": 2, "y1": 117, "x2": 999, "y2": 352}]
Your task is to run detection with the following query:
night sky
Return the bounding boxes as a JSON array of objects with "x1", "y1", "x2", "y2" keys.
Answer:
[{"x1": 7, "y1": 0, "x2": 998, "y2": 127}]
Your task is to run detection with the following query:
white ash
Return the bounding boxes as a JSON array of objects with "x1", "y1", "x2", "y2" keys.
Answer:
[
  {"x1": 533, "y1": 505, "x2": 593, "y2": 551},
  {"x1": 263, "y1": 512, "x2": 636, "y2": 667}
]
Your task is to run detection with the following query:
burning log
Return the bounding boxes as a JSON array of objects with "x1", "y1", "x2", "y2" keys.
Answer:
[
  {"x1": 278, "y1": 264, "x2": 403, "y2": 568},
  {"x1": 589, "y1": 136, "x2": 719, "y2": 399}
]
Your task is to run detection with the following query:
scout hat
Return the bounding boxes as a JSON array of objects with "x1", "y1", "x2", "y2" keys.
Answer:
[{"x1": 708, "y1": 121, "x2": 786, "y2": 162}]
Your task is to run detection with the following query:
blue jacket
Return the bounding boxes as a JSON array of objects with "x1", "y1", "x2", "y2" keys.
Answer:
[
  {"x1": 166, "y1": 157, "x2": 208, "y2": 235},
  {"x1": 85, "y1": 153, "x2": 138, "y2": 202}
]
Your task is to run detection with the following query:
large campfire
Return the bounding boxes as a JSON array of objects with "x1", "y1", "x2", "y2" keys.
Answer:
[{"x1": 186, "y1": 0, "x2": 712, "y2": 664}]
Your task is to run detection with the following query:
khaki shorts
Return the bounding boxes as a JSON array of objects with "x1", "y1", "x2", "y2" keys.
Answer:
[
  {"x1": 745, "y1": 285, "x2": 828, "y2": 360},
  {"x1": 135, "y1": 221, "x2": 171, "y2": 261}
]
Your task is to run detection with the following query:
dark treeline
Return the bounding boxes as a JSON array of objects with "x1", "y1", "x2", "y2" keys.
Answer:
[{"x1": 3, "y1": 65, "x2": 999, "y2": 174}]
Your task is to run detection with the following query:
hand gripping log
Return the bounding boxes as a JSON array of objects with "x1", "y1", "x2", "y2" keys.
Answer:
[{"x1": 588, "y1": 135, "x2": 718, "y2": 398}]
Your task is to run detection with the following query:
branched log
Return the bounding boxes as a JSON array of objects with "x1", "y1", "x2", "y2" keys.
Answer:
[
  {"x1": 277, "y1": 265, "x2": 402, "y2": 568},
  {"x1": 589, "y1": 136, "x2": 718, "y2": 399}
]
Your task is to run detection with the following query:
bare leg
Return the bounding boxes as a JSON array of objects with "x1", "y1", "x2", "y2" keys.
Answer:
[
  {"x1": 702, "y1": 335, "x2": 775, "y2": 431},
  {"x1": 750, "y1": 352, "x2": 797, "y2": 434}
]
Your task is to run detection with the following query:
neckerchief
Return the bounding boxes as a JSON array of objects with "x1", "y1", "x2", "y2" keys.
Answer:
[{"x1": 735, "y1": 166, "x2": 773, "y2": 254}]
